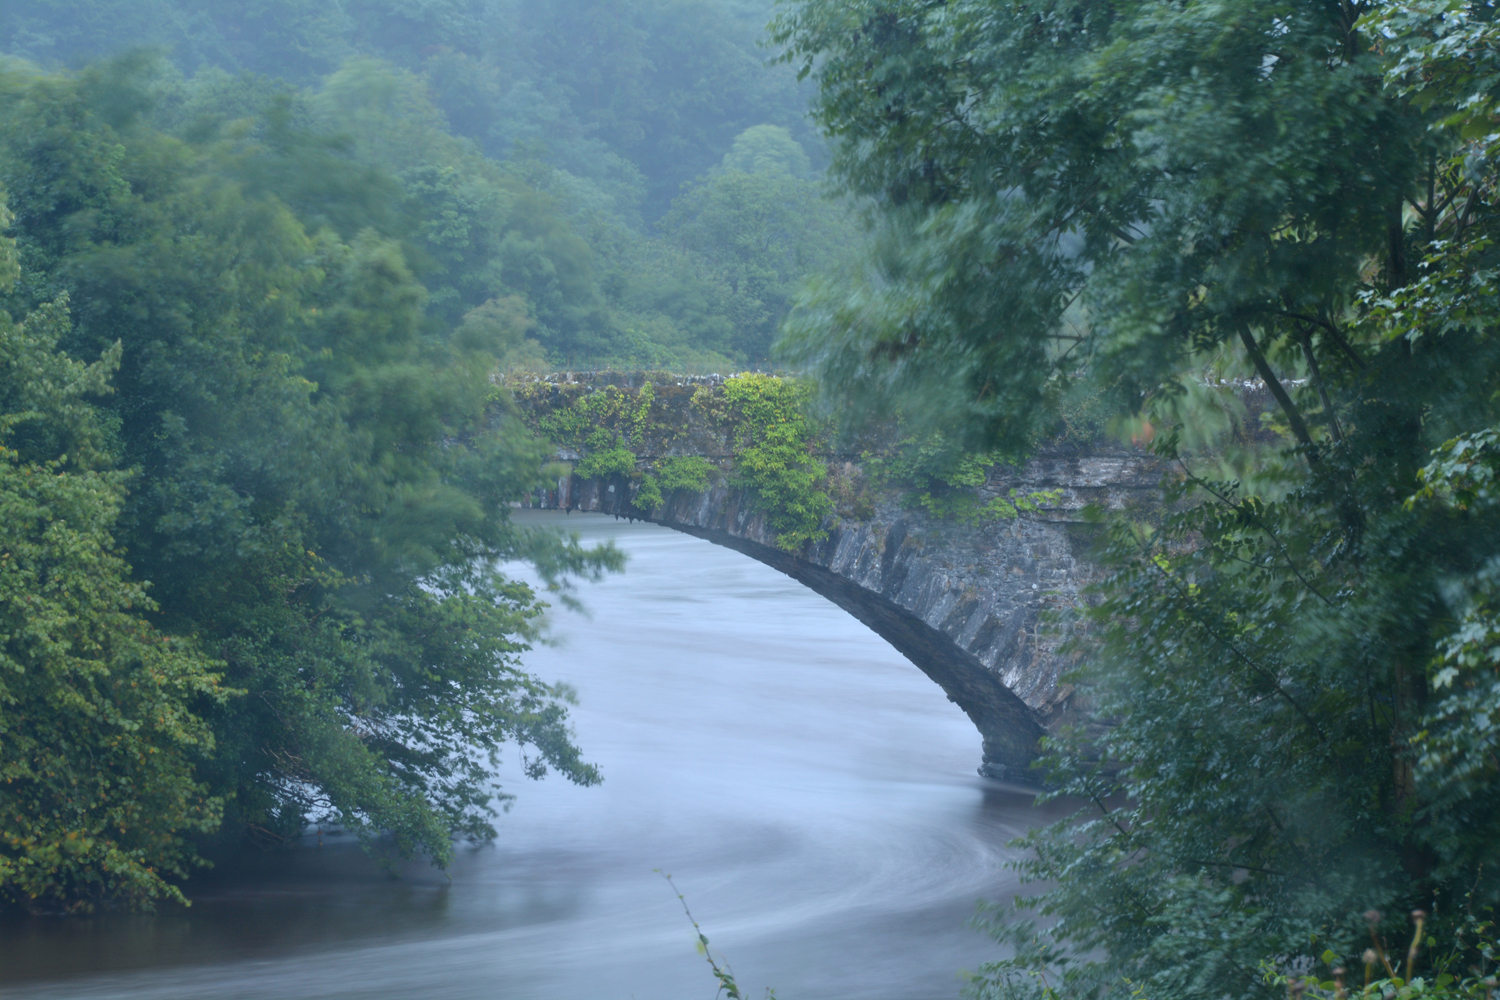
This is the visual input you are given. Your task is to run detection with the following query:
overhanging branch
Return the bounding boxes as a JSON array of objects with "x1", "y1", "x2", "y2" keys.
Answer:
[{"x1": 1236, "y1": 322, "x2": 1317, "y2": 459}]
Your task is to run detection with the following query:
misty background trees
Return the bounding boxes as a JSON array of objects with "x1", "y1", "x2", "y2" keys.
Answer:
[
  {"x1": 2, "y1": 0, "x2": 857, "y2": 371},
  {"x1": 0, "y1": 0, "x2": 866, "y2": 915}
]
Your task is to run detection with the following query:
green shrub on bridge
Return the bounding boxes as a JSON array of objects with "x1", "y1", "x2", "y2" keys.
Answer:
[
  {"x1": 526, "y1": 372, "x2": 1074, "y2": 543},
  {"x1": 523, "y1": 373, "x2": 836, "y2": 550},
  {"x1": 635, "y1": 456, "x2": 719, "y2": 512},
  {"x1": 865, "y1": 431, "x2": 1063, "y2": 526},
  {"x1": 717, "y1": 374, "x2": 834, "y2": 551},
  {"x1": 534, "y1": 381, "x2": 662, "y2": 482}
]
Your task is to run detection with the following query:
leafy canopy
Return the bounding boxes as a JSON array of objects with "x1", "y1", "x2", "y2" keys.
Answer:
[
  {"x1": 0, "y1": 60, "x2": 622, "y2": 909},
  {"x1": 773, "y1": 0, "x2": 1500, "y2": 995},
  {"x1": 1, "y1": 0, "x2": 856, "y2": 371},
  {"x1": 0, "y1": 198, "x2": 227, "y2": 912}
]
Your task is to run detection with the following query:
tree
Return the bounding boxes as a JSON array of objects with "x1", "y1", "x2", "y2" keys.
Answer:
[
  {"x1": 2, "y1": 2, "x2": 849, "y2": 371},
  {"x1": 0, "y1": 62, "x2": 620, "y2": 886},
  {"x1": 721, "y1": 123, "x2": 812, "y2": 177},
  {"x1": 658, "y1": 125, "x2": 856, "y2": 361},
  {"x1": 776, "y1": 0, "x2": 1421, "y2": 451},
  {"x1": 503, "y1": 0, "x2": 818, "y2": 220},
  {"x1": 773, "y1": 0, "x2": 1500, "y2": 995},
  {"x1": 0, "y1": 197, "x2": 227, "y2": 913}
]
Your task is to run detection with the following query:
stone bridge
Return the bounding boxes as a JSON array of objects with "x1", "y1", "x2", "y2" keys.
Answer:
[{"x1": 507, "y1": 372, "x2": 1165, "y2": 785}]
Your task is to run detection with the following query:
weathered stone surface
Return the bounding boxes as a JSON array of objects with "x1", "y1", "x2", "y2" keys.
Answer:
[{"x1": 510, "y1": 371, "x2": 1166, "y2": 783}]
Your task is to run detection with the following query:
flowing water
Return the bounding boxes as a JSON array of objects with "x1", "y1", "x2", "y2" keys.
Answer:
[{"x1": 0, "y1": 512, "x2": 1054, "y2": 1000}]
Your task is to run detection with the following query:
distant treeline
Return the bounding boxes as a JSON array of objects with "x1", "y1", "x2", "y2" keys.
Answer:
[{"x1": 2, "y1": 0, "x2": 859, "y2": 370}]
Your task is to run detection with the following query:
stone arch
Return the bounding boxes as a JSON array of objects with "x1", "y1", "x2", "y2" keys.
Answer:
[{"x1": 531, "y1": 449, "x2": 1159, "y2": 783}]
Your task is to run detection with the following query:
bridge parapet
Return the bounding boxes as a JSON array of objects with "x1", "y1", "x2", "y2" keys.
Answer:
[{"x1": 503, "y1": 371, "x2": 1162, "y2": 784}]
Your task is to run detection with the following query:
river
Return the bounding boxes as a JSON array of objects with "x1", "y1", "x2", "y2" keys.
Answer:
[{"x1": 0, "y1": 512, "x2": 1052, "y2": 1000}]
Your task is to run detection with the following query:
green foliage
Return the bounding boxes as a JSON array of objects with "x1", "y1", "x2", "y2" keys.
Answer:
[
  {"x1": 866, "y1": 433, "x2": 1061, "y2": 525},
  {"x1": 918, "y1": 487, "x2": 1060, "y2": 526},
  {"x1": 721, "y1": 124, "x2": 811, "y2": 178},
  {"x1": 211, "y1": 571, "x2": 603, "y2": 863},
  {"x1": 776, "y1": 0, "x2": 1500, "y2": 994},
  {"x1": 574, "y1": 441, "x2": 638, "y2": 481},
  {"x1": 658, "y1": 455, "x2": 717, "y2": 494},
  {"x1": 1259, "y1": 913, "x2": 1499, "y2": 1000},
  {"x1": 0, "y1": 0, "x2": 853, "y2": 913},
  {"x1": 1266, "y1": 974, "x2": 1496, "y2": 1000},
  {"x1": 203, "y1": 56, "x2": 615, "y2": 359},
  {"x1": 0, "y1": 214, "x2": 228, "y2": 912},
  {"x1": 0, "y1": 64, "x2": 622, "y2": 908},
  {"x1": 635, "y1": 456, "x2": 719, "y2": 512},
  {"x1": 522, "y1": 374, "x2": 830, "y2": 547},
  {"x1": 495, "y1": 0, "x2": 820, "y2": 220},
  {"x1": 719, "y1": 374, "x2": 832, "y2": 550},
  {"x1": 1404, "y1": 429, "x2": 1500, "y2": 871},
  {"x1": 658, "y1": 156, "x2": 859, "y2": 363},
  {"x1": 773, "y1": 0, "x2": 1421, "y2": 453},
  {"x1": 536, "y1": 380, "x2": 662, "y2": 482},
  {"x1": 972, "y1": 415, "x2": 1498, "y2": 997},
  {"x1": 661, "y1": 871, "x2": 777, "y2": 1000},
  {"x1": 0, "y1": 0, "x2": 853, "y2": 371},
  {"x1": 635, "y1": 474, "x2": 665, "y2": 510},
  {"x1": 456, "y1": 296, "x2": 549, "y2": 373},
  {"x1": 1261, "y1": 964, "x2": 1500, "y2": 999}
]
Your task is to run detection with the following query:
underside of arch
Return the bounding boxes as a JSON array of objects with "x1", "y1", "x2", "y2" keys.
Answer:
[{"x1": 638, "y1": 521, "x2": 1047, "y2": 785}]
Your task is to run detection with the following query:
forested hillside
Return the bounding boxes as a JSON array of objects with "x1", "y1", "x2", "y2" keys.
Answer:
[
  {"x1": 24, "y1": 5, "x2": 1500, "y2": 997},
  {"x1": 2, "y1": 0, "x2": 855, "y2": 370}
]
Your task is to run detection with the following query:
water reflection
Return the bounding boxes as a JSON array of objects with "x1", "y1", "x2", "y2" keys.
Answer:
[{"x1": 0, "y1": 512, "x2": 1054, "y2": 999}]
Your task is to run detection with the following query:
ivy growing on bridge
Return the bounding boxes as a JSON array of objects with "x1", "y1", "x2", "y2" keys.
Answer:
[
  {"x1": 635, "y1": 456, "x2": 718, "y2": 511},
  {"x1": 714, "y1": 374, "x2": 834, "y2": 551},
  {"x1": 530, "y1": 381, "x2": 660, "y2": 480},
  {"x1": 864, "y1": 432, "x2": 1063, "y2": 526},
  {"x1": 508, "y1": 373, "x2": 1058, "y2": 551}
]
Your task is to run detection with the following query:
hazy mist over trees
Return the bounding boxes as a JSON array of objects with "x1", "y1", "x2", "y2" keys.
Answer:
[{"x1": 1, "y1": 0, "x2": 857, "y2": 371}]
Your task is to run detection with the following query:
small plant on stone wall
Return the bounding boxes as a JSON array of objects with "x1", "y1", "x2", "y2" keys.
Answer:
[
  {"x1": 531, "y1": 382, "x2": 666, "y2": 484},
  {"x1": 516, "y1": 373, "x2": 835, "y2": 550},
  {"x1": 636, "y1": 456, "x2": 720, "y2": 511},
  {"x1": 825, "y1": 461, "x2": 877, "y2": 520},
  {"x1": 865, "y1": 430, "x2": 1061, "y2": 526}
]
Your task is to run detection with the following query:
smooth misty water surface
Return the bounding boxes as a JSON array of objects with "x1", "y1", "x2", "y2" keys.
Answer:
[{"x1": 0, "y1": 512, "x2": 1053, "y2": 1000}]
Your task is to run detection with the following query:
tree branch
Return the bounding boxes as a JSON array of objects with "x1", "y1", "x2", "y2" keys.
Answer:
[
  {"x1": 1236, "y1": 322, "x2": 1317, "y2": 459},
  {"x1": 1316, "y1": 315, "x2": 1368, "y2": 371},
  {"x1": 1269, "y1": 309, "x2": 1365, "y2": 370},
  {"x1": 1137, "y1": 531, "x2": 1331, "y2": 743},
  {"x1": 1298, "y1": 325, "x2": 1343, "y2": 444},
  {"x1": 1184, "y1": 461, "x2": 1336, "y2": 609}
]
